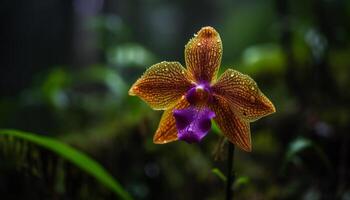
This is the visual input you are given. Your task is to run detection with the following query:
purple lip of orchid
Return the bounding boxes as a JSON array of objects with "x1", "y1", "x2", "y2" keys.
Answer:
[
  {"x1": 173, "y1": 107, "x2": 215, "y2": 143},
  {"x1": 173, "y1": 82, "x2": 215, "y2": 143}
]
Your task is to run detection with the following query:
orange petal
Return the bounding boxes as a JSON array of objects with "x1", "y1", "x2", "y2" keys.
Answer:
[
  {"x1": 185, "y1": 26, "x2": 222, "y2": 83},
  {"x1": 210, "y1": 96, "x2": 252, "y2": 152},
  {"x1": 153, "y1": 97, "x2": 190, "y2": 144},
  {"x1": 129, "y1": 61, "x2": 192, "y2": 110},
  {"x1": 212, "y1": 69, "x2": 275, "y2": 121}
]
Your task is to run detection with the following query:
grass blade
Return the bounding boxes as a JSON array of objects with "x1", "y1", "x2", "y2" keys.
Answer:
[{"x1": 0, "y1": 129, "x2": 133, "y2": 200}]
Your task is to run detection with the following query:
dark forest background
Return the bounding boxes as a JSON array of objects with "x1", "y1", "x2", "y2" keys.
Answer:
[{"x1": 0, "y1": 0, "x2": 350, "y2": 199}]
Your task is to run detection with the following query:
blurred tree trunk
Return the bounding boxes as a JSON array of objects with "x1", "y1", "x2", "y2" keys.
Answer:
[{"x1": 72, "y1": 0, "x2": 103, "y2": 68}]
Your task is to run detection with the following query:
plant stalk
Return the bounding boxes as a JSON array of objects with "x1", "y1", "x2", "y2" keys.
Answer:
[{"x1": 226, "y1": 142, "x2": 235, "y2": 200}]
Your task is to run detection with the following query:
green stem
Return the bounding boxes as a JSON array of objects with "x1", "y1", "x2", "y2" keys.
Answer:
[{"x1": 226, "y1": 142, "x2": 235, "y2": 200}]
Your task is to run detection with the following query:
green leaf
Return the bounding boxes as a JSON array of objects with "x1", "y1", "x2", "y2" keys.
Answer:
[
  {"x1": 285, "y1": 137, "x2": 312, "y2": 161},
  {"x1": 211, "y1": 168, "x2": 227, "y2": 182},
  {"x1": 78, "y1": 66, "x2": 127, "y2": 98},
  {"x1": 107, "y1": 43, "x2": 156, "y2": 67},
  {"x1": 0, "y1": 129, "x2": 133, "y2": 200},
  {"x1": 233, "y1": 176, "x2": 250, "y2": 189},
  {"x1": 211, "y1": 120, "x2": 223, "y2": 136},
  {"x1": 42, "y1": 68, "x2": 71, "y2": 108},
  {"x1": 282, "y1": 137, "x2": 332, "y2": 174},
  {"x1": 241, "y1": 43, "x2": 286, "y2": 76}
]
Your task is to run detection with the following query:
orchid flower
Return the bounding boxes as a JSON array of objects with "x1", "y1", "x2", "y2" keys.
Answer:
[{"x1": 129, "y1": 26, "x2": 275, "y2": 151}]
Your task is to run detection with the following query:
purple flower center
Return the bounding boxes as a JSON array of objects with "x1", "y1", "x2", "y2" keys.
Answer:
[
  {"x1": 173, "y1": 82, "x2": 215, "y2": 143},
  {"x1": 173, "y1": 107, "x2": 215, "y2": 143},
  {"x1": 186, "y1": 83, "x2": 213, "y2": 104}
]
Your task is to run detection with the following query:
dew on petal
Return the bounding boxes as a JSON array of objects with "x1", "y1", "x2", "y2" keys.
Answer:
[{"x1": 250, "y1": 96, "x2": 256, "y2": 103}]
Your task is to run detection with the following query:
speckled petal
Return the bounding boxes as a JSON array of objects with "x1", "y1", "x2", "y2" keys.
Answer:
[
  {"x1": 129, "y1": 61, "x2": 192, "y2": 110},
  {"x1": 153, "y1": 98, "x2": 190, "y2": 144},
  {"x1": 173, "y1": 106, "x2": 215, "y2": 143},
  {"x1": 185, "y1": 26, "x2": 222, "y2": 83},
  {"x1": 212, "y1": 69, "x2": 276, "y2": 121},
  {"x1": 210, "y1": 96, "x2": 252, "y2": 152}
]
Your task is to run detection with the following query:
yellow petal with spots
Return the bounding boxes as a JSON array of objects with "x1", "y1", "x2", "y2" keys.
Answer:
[
  {"x1": 185, "y1": 26, "x2": 222, "y2": 83},
  {"x1": 129, "y1": 61, "x2": 192, "y2": 110},
  {"x1": 153, "y1": 97, "x2": 190, "y2": 144},
  {"x1": 210, "y1": 96, "x2": 252, "y2": 152},
  {"x1": 212, "y1": 69, "x2": 275, "y2": 121}
]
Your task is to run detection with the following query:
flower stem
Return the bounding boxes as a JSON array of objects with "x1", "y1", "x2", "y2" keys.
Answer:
[{"x1": 226, "y1": 142, "x2": 235, "y2": 200}]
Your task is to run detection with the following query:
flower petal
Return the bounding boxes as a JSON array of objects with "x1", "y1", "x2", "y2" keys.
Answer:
[
  {"x1": 212, "y1": 69, "x2": 275, "y2": 121},
  {"x1": 129, "y1": 61, "x2": 192, "y2": 110},
  {"x1": 185, "y1": 26, "x2": 222, "y2": 83},
  {"x1": 173, "y1": 106, "x2": 215, "y2": 143},
  {"x1": 210, "y1": 96, "x2": 252, "y2": 152},
  {"x1": 153, "y1": 98, "x2": 190, "y2": 144}
]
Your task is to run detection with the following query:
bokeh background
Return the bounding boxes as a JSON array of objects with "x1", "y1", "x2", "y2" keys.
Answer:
[{"x1": 1, "y1": 0, "x2": 350, "y2": 199}]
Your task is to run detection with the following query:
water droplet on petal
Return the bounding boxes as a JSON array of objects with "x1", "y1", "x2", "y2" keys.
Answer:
[
  {"x1": 197, "y1": 42, "x2": 201, "y2": 46},
  {"x1": 250, "y1": 96, "x2": 256, "y2": 103}
]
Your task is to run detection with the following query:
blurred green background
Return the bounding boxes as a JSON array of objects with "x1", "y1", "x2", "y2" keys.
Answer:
[{"x1": 1, "y1": 0, "x2": 350, "y2": 199}]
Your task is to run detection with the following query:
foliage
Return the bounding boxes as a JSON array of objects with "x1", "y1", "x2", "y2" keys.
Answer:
[{"x1": 0, "y1": 129, "x2": 132, "y2": 200}]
